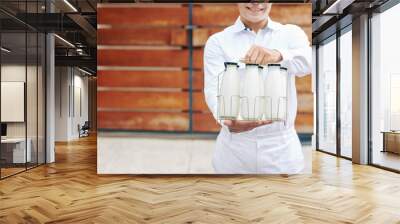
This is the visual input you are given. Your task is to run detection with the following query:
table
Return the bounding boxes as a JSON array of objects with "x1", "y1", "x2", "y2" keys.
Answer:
[
  {"x1": 382, "y1": 131, "x2": 400, "y2": 155},
  {"x1": 1, "y1": 138, "x2": 31, "y2": 163}
]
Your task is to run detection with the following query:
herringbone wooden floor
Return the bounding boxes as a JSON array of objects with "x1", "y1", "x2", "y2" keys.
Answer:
[{"x1": 1, "y1": 135, "x2": 400, "y2": 224}]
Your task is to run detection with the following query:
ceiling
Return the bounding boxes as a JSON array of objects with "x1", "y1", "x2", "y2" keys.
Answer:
[
  {"x1": 312, "y1": 0, "x2": 392, "y2": 44},
  {"x1": 0, "y1": 0, "x2": 97, "y2": 73},
  {"x1": 4, "y1": 0, "x2": 383, "y2": 53}
]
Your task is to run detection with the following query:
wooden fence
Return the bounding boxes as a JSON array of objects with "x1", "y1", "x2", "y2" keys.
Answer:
[{"x1": 97, "y1": 3, "x2": 313, "y2": 134}]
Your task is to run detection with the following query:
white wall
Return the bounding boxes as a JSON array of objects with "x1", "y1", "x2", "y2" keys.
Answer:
[
  {"x1": 1, "y1": 65, "x2": 39, "y2": 138},
  {"x1": 1, "y1": 64, "x2": 46, "y2": 164},
  {"x1": 1, "y1": 82, "x2": 25, "y2": 122},
  {"x1": 1, "y1": 65, "x2": 26, "y2": 139},
  {"x1": 71, "y1": 73, "x2": 89, "y2": 138},
  {"x1": 55, "y1": 66, "x2": 69, "y2": 141},
  {"x1": 55, "y1": 67, "x2": 89, "y2": 141}
]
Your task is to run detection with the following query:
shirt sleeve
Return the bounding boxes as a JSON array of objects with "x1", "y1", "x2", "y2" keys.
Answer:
[
  {"x1": 275, "y1": 25, "x2": 312, "y2": 77},
  {"x1": 203, "y1": 35, "x2": 226, "y2": 125}
]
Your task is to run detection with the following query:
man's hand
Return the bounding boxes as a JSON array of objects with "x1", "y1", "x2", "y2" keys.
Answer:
[
  {"x1": 242, "y1": 45, "x2": 282, "y2": 65},
  {"x1": 223, "y1": 120, "x2": 272, "y2": 133}
]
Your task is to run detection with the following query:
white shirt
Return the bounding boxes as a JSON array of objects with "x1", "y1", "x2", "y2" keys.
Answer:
[{"x1": 203, "y1": 18, "x2": 311, "y2": 174}]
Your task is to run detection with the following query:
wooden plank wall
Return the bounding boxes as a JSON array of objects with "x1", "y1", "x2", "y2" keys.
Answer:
[{"x1": 97, "y1": 3, "x2": 313, "y2": 133}]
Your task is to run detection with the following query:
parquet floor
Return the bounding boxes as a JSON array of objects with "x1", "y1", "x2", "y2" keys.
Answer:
[
  {"x1": 1, "y1": 167, "x2": 26, "y2": 178},
  {"x1": 1, "y1": 134, "x2": 400, "y2": 224}
]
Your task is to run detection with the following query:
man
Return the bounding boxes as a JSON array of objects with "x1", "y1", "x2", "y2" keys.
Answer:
[{"x1": 203, "y1": 3, "x2": 311, "y2": 174}]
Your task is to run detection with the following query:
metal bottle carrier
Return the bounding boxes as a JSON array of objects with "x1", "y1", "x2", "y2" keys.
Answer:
[{"x1": 217, "y1": 64, "x2": 289, "y2": 125}]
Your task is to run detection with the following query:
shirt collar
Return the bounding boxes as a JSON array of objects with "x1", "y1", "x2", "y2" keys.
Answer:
[{"x1": 231, "y1": 17, "x2": 281, "y2": 33}]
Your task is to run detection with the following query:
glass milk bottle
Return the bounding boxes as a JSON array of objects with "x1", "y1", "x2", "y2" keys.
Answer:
[
  {"x1": 217, "y1": 62, "x2": 240, "y2": 120},
  {"x1": 264, "y1": 64, "x2": 288, "y2": 121},
  {"x1": 241, "y1": 63, "x2": 264, "y2": 120},
  {"x1": 277, "y1": 67, "x2": 288, "y2": 120},
  {"x1": 258, "y1": 65, "x2": 265, "y2": 119}
]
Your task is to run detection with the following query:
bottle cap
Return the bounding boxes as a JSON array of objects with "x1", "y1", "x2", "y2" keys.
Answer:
[
  {"x1": 224, "y1": 62, "x2": 239, "y2": 67},
  {"x1": 245, "y1": 63, "x2": 259, "y2": 66}
]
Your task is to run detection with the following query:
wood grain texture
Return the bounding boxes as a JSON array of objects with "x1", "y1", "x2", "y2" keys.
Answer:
[
  {"x1": 193, "y1": 112, "x2": 221, "y2": 132},
  {"x1": 98, "y1": 49, "x2": 190, "y2": 68},
  {"x1": 97, "y1": 4, "x2": 313, "y2": 133},
  {"x1": 193, "y1": 92, "x2": 209, "y2": 112},
  {"x1": 1, "y1": 135, "x2": 400, "y2": 223},
  {"x1": 270, "y1": 4, "x2": 311, "y2": 27},
  {"x1": 98, "y1": 28, "x2": 188, "y2": 46},
  {"x1": 193, "y1": 71, "x2": 205, "y2": 90},
  {"x1": 98, "y1": 70, "x2": 190, "y2": 89},
  {"x1": 193, "y1": 4, "x2": 311, "y2": 27},
  {"x1": 98, "y1": 6, "x2": 188, "y2": 26},
  {"x1": 98, "y1": 49, "x2": 203, "y2": 69},
  {"x1": 98, "y1": 91, "x2": 189, "y2": 110},
  {"x1": 192, "y1": 4, "x2": 238, "y2": 27},
  {"x1": 297, "y1": 93, "x2": 314, "y2": 113},
  {"x1": 98, "y1": 111, "x2": 189, "y2": 131},
  {"x1": 98, "y1": 21, "x2": 312, "y2": 47},
  {"x1": 191, "y1": 26, "x2": 311, "y2": 47},
  {"x1": 192, "y1": 4, "x2": 311, "y2": 45},
  {"x1": 296, "y1": 75, "x2": 313, "y2": 93},
  {"x1": 295, "y1": 112, "x2": 313, "y2": 133}
]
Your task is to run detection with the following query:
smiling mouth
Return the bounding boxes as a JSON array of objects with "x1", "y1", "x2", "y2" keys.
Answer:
[{"x1": 246, "y1": 6, "x2": 266, "y2": 13}]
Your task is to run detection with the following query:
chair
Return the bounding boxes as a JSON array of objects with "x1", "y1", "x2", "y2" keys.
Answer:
[{"x1": 79, "y1": 121, "x2": 90, "y2": 138}]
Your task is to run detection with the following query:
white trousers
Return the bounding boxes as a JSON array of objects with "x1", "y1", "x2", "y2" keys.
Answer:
[{"x1": 212, "y1": 124, "x2": 304, "y2": 174}]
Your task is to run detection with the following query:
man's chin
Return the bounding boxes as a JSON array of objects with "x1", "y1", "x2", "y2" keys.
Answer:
[{"x1": 247, "y1": 16, "x2": 268, "y2": 23}]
